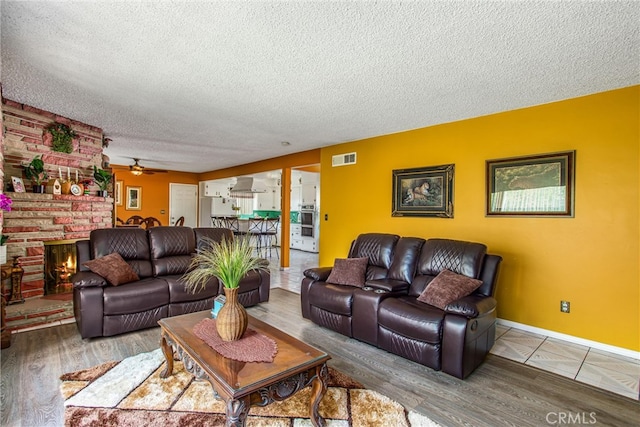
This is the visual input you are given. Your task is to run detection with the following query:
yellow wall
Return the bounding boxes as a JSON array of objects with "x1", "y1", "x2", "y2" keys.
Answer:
[
  {"x1": 319, "y1": 86, "x2": 639, "y2": 351},
  {"x1": 111, "y1": 166, "x2": 199, "y2": 226}
]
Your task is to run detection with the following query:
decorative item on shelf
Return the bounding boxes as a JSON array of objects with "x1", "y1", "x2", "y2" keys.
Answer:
[
  {"x1": 0, "y1": 235, "x2": 7, "y2": 265},
  {"x1": 10, "y1": 177, "x2": 25, "y2": 193},
  {"x1": 70, "y1": 183, "x2": 83, "y2": 196},
  {"x1": 46, "y1": 122, "x2": 76, "y2": 154},
  {"x1": 101, "y1": 137, "x2": 111, "y2": 168},
  {"x1": 80, "y1": 179, "x2": 93, "y2": 195},
  {"x1": 58, "y1": 167, "x2": 74, "y2": 194},
  {"x1": 1, "y1": 294, "x2": 10, "y2": 349},
  {"x1": 93, "y1": 166, "x2": 112, "y2": 198},
  {"x1": 182, "y1": 237, "x2": 267, "y2": 341},
  {"x1": 0, "y1": 194, "x2": 11, "y2": 265},
  {"x1": 60, "y1": 181, "x2": 72, "y2": 195},
  {"x1": 0, "y1": 193, "x2": 12, "y2": 212},
  {"x1": 7, "y1": 256, "x2": 24, "y2": 305},
  {"x1": 23, "y1": 155, "x2": 48, "y2": 193},
  {"x1": 46, "y1": 178, "x2": 62, "y2": 195}
]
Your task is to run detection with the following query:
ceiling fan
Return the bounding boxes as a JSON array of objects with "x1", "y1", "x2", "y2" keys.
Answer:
[{"x1": 129, "y1": 158, "x2": 169, "y2": 176}]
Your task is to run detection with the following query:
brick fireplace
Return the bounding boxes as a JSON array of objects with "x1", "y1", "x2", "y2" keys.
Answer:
[
  {"x1": 3, "y1": 192, "x2": 113, "y2": 298},
  {"x1": 1, "y1": 98, "x2": 113, "y2": 299}
]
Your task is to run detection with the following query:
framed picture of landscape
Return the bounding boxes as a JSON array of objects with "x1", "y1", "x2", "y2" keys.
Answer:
[
  {"x1": 392, "y1": 164, "x2": 454, "y2": 218},
  {"x1": 486, "y1": 151, "x2": 575, "y2": 217}
]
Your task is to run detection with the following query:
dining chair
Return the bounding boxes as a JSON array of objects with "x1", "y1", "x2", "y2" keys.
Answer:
[
  {"x1": 141, "y1": 216, "x2": 162, "y2": 229},
  {"x1": 174, "y1": 216, "x2": 185, "y2": 226},
  {"x1": 126, "y1": 215, "x2": 145, "y2": 225}
]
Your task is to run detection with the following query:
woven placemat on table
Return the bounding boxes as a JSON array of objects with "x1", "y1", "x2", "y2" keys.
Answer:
[{"x1": 193, "y1": 318, "x2": 278, "y2": 362}]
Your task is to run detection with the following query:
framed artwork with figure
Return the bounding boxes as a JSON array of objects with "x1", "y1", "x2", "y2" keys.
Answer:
[{"x1": 392, "y1": 164, "x2": 454, "y2": 218}]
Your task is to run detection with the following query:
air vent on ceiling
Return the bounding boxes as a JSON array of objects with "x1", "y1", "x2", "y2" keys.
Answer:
[{"x1": 332, "y1": 152, "x2": 357, "y2": 167}]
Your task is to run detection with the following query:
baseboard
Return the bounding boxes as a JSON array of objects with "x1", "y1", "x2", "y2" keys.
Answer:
[{"x1": 497, "y1": 318, "x2": 640, "y2": 361}]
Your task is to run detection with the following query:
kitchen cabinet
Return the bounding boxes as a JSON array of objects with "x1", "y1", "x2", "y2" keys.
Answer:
[
  {"x1": 290, "y1": 224, "x2": 317, "y2": 252},
  {"x1": 291, "y1": 185, "x2": 301, "y2": 210},
  {"x1": 300, "y1": 238, "x2": 317, "y2": 252},
  {"x1": 257, "y1": 186, "x2": 281, "y2": 210},
  {"x1": 301, "y1": 183, "x2": 316, "y2": 205},
  {"x1": 290, "y1": 224, "x2": 302, "y2": 249},
  {"x1": 203, "y1": 181, "x2": 230, "y2": 198}
]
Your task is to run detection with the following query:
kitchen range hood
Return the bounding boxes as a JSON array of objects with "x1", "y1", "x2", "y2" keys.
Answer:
[{"x1": 229, "y1": 177, "x2": 267, "y2": 196}]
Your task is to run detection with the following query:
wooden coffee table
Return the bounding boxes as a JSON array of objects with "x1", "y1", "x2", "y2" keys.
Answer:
[{"x1": 158, "y1": 311, "x2": 331, "y2": 427}]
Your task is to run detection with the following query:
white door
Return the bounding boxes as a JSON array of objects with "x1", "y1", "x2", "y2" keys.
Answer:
[{"x1": 169, "y1": 183, "x2": 198, "y2": 227}]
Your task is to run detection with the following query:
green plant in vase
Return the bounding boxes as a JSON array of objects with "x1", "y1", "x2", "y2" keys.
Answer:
[
  {"x1": 46, "y1": 122, "x2": 76, "y2": 154},
  {"x1": 182, "y1": 236, "x2": 266, "y2": 341},
  {"x1": 93, "y1": 166, "x2": 112, "y2": 197},
  {"x1": 23, "y1": 155, "x2": 48, "y2": 193}
]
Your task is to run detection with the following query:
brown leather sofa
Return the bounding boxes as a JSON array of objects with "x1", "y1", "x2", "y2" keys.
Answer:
[
  {"x1": 300, "y1": 233, "x2": 502, "y2": 379},
  {"x1": 72, "y1": 226, "x2": 270, "y2": 339}
]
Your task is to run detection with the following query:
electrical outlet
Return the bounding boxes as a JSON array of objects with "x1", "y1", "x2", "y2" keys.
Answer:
[{"x1": 560, "y1": 300, "x2": 570, "y2": 313}]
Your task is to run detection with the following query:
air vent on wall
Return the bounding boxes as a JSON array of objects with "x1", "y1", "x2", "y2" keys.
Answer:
[{"x1": 332, "y1": 152, "x2": 357, "y2": 167}]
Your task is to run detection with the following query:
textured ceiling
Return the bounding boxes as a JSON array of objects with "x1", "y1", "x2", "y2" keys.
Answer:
[{"x1": 1, "y1": 1, "x2": 638, "y2": 173}]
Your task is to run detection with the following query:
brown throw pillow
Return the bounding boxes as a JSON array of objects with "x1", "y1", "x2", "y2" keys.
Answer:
[
  {"x1": 83, "y1": 252, "x2": 139, "y2": 286},
  {"x1": 417, "y1": 269, "x2": 482, "y2": 310},
  {"x1": 326, "y1": 257, "x2": 368, "y2": 287}
]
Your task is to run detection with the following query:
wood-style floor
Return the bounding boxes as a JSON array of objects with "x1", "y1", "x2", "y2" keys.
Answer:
[{"x1": 1, "y1": 288, "x2": 638, "y2": 427}]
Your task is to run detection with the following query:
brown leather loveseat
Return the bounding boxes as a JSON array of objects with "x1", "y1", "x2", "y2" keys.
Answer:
[
  {"x1": 300, "y1": 233, "x2": 501, "y2": 379},
  {"x1": 72, "y1": 226, "x2": 270, "y2": 339}
]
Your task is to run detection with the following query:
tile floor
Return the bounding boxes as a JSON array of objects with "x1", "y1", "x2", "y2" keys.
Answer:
[
  {"x1": 492, "y1": 324, "x2": 639, "y2": 400},
  {"x1": 7, "y1": 248, "x2": 639, "y2": 401}
]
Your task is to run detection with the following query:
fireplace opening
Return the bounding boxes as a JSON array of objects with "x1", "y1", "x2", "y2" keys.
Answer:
[{"x1": 44, "y1": 240, "x2": 78, "y2": 295}]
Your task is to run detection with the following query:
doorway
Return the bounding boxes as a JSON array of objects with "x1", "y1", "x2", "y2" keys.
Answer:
[{"x1": 169, "y1": 183, "x2": 198, "y2": 227}]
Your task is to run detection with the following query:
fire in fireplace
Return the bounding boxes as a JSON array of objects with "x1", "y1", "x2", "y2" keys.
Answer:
[{"x1": 44, "y1": 240, "x2": 78, "y2": 295}]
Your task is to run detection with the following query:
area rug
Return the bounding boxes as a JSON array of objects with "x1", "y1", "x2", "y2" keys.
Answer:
[{"x1": 60, "y1": 349, "x2": 440, "y2": 426}]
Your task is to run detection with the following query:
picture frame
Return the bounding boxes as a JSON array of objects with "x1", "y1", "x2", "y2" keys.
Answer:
[
  {"x1": 126, "y1": 186, "x2": 142, "y2": 210},
  {"x1": 115, "y1": 181, "x2": 123, "y2": 206},
  {"x1": 486, "y1": 150, "x2": 575, "y2": 217},
  {"x1": 11, "y1": 176, "x2": 25, "y2": 193},
  {"x1": 392, "y1": 164, "x2": 454, "y2": 218}
]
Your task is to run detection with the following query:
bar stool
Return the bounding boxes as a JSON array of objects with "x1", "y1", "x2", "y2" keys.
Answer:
[
  {"x1": 223, "y1": 217, "x2": 241, "y2": 236},
  {"x1": 211, "y1": 216, "x2": 226, "y2": 228},
  {"x1": 260, "y1": 217, "x2": 280, "y2": 259},
  {"x1": 246, "y1": 218, "x2": 264, "y2": 256}
]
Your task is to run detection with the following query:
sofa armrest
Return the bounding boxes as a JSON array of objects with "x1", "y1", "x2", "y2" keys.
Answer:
[
  {"x1": 73, "y1": 286, "x2": 105, "y2": 339},
  {"x1": 72, "y1": 271, "x2": 109, "y2": 289},
  {"x1": 445, "y1": 295, "x2": 497, "y2": 318},
  {"x1": 303, "y1": 267, "x2": 333, "y2": 282},
  {"x1": 256, "y1": 268, "x2": 270, "y2": 303},
  {"x1": 365, "y1": 279, "x2": 409, "y2": 294}
]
